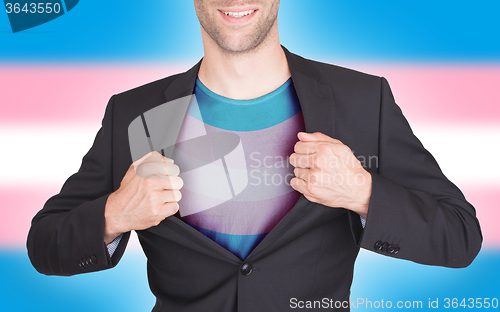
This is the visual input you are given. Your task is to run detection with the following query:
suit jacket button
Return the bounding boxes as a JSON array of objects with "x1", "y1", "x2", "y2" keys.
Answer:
[
  {"x1": 89, "y1": 256, "x2": 97, "y2": 265},
  {"x1": 393, "y1": 245, "x2": 400, "y2": 254},
  {"x1": 240, "y1": 263, "x2": 253, "y2": 276},
  {"x1": 381, "y1": 242, "x2": 389, "y2": 252},
  {"x1": 80, "y1": 259, "x2": 87, "y2": 268},
  {"x1": 388, "y1": 244, "x2": 396, "y2": 254},
  {"x1": 374, "y1": 241, "x2": 383, "y2": 251},
  {"x1": 79, "y1": 261, "x2": 84, "y2": 268}
]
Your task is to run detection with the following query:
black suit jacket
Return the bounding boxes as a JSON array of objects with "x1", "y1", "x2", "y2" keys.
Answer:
[{"x1": 27, "y1": 47, "x2": 482, "y2": 311}]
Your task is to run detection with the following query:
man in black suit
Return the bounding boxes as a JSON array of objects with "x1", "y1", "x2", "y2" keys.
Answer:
[{"x1": 27, "y1": 0, "x2": 482, "y2": 311}]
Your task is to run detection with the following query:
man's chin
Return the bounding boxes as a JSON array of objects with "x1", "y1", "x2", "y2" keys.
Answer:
[{"x1": 215, "y1": 34, "x2": 268, "y2": 54}]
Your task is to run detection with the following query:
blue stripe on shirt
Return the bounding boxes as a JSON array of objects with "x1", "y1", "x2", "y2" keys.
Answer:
[{"x1": 189, "y1": 224, "x2": 268, "y2": 260}]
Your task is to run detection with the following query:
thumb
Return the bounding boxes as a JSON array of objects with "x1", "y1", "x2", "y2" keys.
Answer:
[{"x1": 132, "y1": 151, "x2": 174, "y2": 170}]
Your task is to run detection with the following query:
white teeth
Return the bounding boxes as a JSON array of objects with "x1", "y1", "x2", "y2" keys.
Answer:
[{"x1": 223, "y1": 10, "x2": 255, "y2": 18}]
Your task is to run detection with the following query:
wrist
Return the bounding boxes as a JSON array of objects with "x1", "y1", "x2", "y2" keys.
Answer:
[
  {"x1": 352, "y1": 171, "x2": 372, "y2": 219},
  {"x1": 104, "y1": 193, "x2": 126, "y2": 244}
]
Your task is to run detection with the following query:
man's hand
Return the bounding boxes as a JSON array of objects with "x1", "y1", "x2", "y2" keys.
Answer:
[
  {"x1": 289, "y1": 132, "x2": 371, "y2": 219},
  {"x1": 104, "y1": 151, "x2": 183, "y2": 244}
]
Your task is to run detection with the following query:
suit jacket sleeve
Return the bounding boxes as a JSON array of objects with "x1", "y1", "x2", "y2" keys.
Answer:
[
  {"x1": 354, "y1": 77, "x2": 482, "y2": 268},
  {"x1": 27, "y1": 95, "x2": 131, "y2": 276}
]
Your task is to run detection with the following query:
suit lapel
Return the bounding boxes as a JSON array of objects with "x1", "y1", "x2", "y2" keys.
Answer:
[
  {"x1": 156, "y1": 47, "x2": 339, "y2": 262},
  {"x1": 283, "y1": 47, "x2": 336, "y2": 137},
  {"x1": 163, "y1": 59, "x2": 201, "y2": 102},
  {"x1": 246, "y1": 48, "x2": 338, "y2": 258}
]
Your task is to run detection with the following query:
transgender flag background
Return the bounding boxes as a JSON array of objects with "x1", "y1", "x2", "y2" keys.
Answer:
[{"x1": 1, "y1": 1, "x2": 499, "y2": 311}]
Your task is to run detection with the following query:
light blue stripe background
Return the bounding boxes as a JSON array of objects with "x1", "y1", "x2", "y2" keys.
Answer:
[
  {"x1": 1, "y1": 0, "x2": 499, "y2": 62},
  {"x1": 1, "y1": 249, "x2": 498, "y2": 311}
]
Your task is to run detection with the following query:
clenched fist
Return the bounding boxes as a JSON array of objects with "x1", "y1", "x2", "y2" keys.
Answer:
[
  {"x1": 289, "y1": 132, "x2": 371, "y2": 219},
  {"x1": 104, "y1": 151, "x2": 183, "y2": 244}
]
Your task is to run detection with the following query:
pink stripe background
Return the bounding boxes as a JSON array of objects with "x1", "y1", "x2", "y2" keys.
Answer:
[
  {"x1": 1, "y1": 64, "x2": 499, "y2": 124},
  {"x1": 1, "y1": 64, "x2": 499, "y2": 247}
]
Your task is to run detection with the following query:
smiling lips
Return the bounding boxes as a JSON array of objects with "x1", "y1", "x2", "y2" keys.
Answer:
[{"x1": 221, "y1": 9, "x2": 256, "y2": 18}]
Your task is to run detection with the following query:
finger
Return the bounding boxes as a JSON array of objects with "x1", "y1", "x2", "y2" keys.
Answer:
[
  {"x1": 160, "y1": 176, "x2": 184, "y2": 190},
  {"x1": 164, "y1": 157, "x2": 175, "y2": 164},
  {"x1": 294, "y1": 141, "x2": 319, "y2": 155},
  {"x1": 133, "y1": 151, "x2": 157, "y2": 165},
  {"x1": 126, "y1": 152, "x2": 159, "y2": 183},
  {"x1": 142, "y1": 152, "x2": 175, "y2": 166},
  {"x1": 290, "y1": 177, "x2": 310, "y2": 196},
  {"x1": 289, "y1": 153, "x2": 315, "y2": 169},
  {"x1": 133, "y1": 151, "x2": 174, "y2": 170},
  {"x1": 162, "y1": 202, "x2": 180, "y2": 218},
  {"x1": 136, "y1": 162, "x2": 180, "y2": 179},
  {"x1": 294, "y1": 168, "x2": 327, "y2": 186},
  {"x1": 133, "y1": 151, "x2": 162, "y2": 166},
  {"x1": 141, "y1": 176, "x2": 183, "y2": 193},
  {"x1": 164, "y1": 162, "x2": 180, "y2": 176},
  {"x1": 152, "y1": 202, "x2": 180, "y2": 225},
  {"x1": 158, "y1": 189, "x2": 182, "y2": 203},
  {"x1": 293, "y1": 167, "x2": 311, "y2": 181},
  {"x1": 294, "y1": 141, "x2": 339, "y2": 159},
  {"x1": 297, "y1": 132, "x2": 342, "y2": 144}
]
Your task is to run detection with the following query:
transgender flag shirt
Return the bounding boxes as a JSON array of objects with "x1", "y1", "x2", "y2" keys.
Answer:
[{"x1": 173, "y1": 77, "x2": 305, "y2": 260}]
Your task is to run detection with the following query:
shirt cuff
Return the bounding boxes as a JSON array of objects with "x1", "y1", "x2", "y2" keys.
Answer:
[{"x1": 106, "y1": 234, "x2": 123, "y2": 257}]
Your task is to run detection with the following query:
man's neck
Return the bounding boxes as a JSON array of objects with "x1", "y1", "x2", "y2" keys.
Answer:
[{"x1": 197, "y1": 28, "x2": 290, "y2": 100}]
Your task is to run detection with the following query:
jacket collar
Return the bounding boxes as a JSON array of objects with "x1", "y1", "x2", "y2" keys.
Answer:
[
  {"x1": 163, "y1": 59, "x2": 202, "y2": 103},
  {"x1": 282, "y1": 46, "x2": 336, "y2": 138},
  {"x1": 163, "y1": 45, "x2": 336, "y2": 138}
]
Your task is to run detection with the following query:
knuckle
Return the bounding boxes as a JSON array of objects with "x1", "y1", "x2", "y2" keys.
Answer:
[
  {"x1": 165, "y1": 202, "x2": 179, "y2": 215},
  {"x1": 173, "y1": 190, "x2": 182, "y2": 202},
  {"x1": 137, "y1": 162, "x2": 153, "y2": 172},
  {"x1": 143, "y1": 178, "x2": 156, "y2": 187},
  {"x1": 339, "y1": 144, "x2": 353, "y2": 157},
  {"x1": 309, "y1": 173, "x2": 317, "y2": 184},
  {"x1": 150, "y1": 204, "x2": 161, "y2": 217},
  {"x1": 294, "y1": 142, "x2": 301, "y2": 153},
  {"x1": 317, "y1": 143, "x2": 330, "y2": 154},
  {"x1": 312, "y1": 156, "x2": 322, "y2": 169},
  {"x1": 290, "y1": 177, "x2": 300, "y2": 190},
  {"x1": 172, "y1": 176, "x2": 184, "y2": 189},
  {"x1": 298, "y1": 155, "x2": 308, "y2": 167},
  {"x1": 147, "y1": 190, "x2": 159, "y2": 202},
  {"x1": 163, "y1": 177, "x2": 173, "y2": 189},
  {"x1": 306, "y1": 182, "x2": 316, "y2": 195},
  {"x1": 167, "y1": 164, "x2": 180, "y2": 176},
  {"x1": 338, "y1": 145, "x2": 350, "y2": 155}
]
